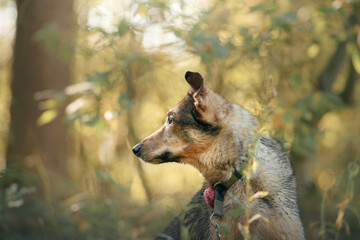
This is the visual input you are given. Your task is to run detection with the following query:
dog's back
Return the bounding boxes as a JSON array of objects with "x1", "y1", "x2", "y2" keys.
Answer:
[{"x1": 228, "y1": 136, "x2": 304, "y2": 240}]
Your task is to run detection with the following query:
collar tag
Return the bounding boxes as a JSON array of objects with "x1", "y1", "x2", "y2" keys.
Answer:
[{"x1": 207, "y1": 169, "x2": 243, "y2": 219}]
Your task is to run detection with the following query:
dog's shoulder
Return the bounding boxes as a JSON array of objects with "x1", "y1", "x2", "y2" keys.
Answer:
[
  {"x1": 259, "y1": 135, "x2": 283, "y2": 150},
  {"x1": 256, "y1": 135, "x2": 297, "y2": 193},
  {"x1": 257, "y1": 136, "x2": 293, "y2": 167}
]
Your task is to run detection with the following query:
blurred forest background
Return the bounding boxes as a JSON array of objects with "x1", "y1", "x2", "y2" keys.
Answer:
[{"x1": 0, "y1": 0, "x2": 360, "y2": 239}]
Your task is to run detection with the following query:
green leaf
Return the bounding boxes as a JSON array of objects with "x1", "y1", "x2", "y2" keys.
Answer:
[
  {"x1": 148, "y1": 2, "x2": 166, "y2": 8},
  {"x1": 219, "y1": 223, "x2": 230, "y2": 237},
  {"x1": 272, "y1": 12, "x2": 297, "y2": 31},
  {"x1": 18, "y1": 186, "x2": 37, "y2": 196},
  {"x1": 200, "y1": 51, "x2": 215, "y2": 64},
  {"x1": 137, "y1": 57, "x2": 150, "y2": 65},
  {"x1": 304, "y1": 135, "x2": 317, "y2": 151},
  {"x1": 96, "y1": 171, "x2": 114, "y2": 183},
  {"x1": 215, "y1": 44, "x2": 230, "y2": 58},
  {"x1": 193, "y1": 35, "x2": 230, "y2": 63},
  {"x1": 84, "y1": 116, "x2": 99, "y2": 126},
  {"x1": 118, "y1": 92, "x2": 135, "y2": 110},
  {"x1": 118, "y1": 19, "x2": 129, "y2": 37},
  {"x1": 181, "y1": 226, "x2": 190, "y2": 240},
  {"x1": 87, "y1": 72, "x2": 111, "y2": 85},
  {"x1": 319, "y1": 7, "x2": 338, "y2": 15},
  {"x1": 92, "y1": 27, "x2": 111, "y2": 36},
  {"x1": 231, "y1": 207, "x2": 245, "y2": 218},
  {"x1": 276, "y1": 12, "x2": 297, "y2": 23},
  {"x1": 227, "y1": 192, "x2": 234, "y2": 198},
  {"x1": 250, "y1": 3, "x2": 278, "y2": 14},
  {"x1": 33, "y1": 24, "x2": 61, "y2": 51}
]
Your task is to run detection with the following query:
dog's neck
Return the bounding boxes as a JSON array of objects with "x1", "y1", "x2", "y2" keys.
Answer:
[{"x1": 197, "y1": 106, "x2": 257, "y2": 185}]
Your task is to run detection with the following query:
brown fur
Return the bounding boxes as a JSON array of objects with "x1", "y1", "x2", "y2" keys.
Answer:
[{"x1": 133, "y1": 72, "x2": 304, "y2": 239}]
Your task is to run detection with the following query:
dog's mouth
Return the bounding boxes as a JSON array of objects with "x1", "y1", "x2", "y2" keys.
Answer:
[
  {"x1": 157, "y1": 151, "x2": 181, "y2": 163},
  {"x1": 132, "y1": 144, "x2": 181, "y2": 164}
]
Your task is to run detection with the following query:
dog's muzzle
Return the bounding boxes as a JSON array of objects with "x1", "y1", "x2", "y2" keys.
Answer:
[{"x1": 132, "y1": 143, "x2": 143, "y2": 157}]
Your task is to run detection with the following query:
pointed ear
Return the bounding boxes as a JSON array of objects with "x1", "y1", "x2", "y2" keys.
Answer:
[
  {"x1": 185, "y1": 71, "x2": 208, "y2": 114},
  {"x1": 185, "y1": 71, "x2": 204, "y2": 92}
]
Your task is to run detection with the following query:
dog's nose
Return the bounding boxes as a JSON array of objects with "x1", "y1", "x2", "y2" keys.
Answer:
[{"x1": 132, "y1": 144, "x2": 142, "y2": 156}]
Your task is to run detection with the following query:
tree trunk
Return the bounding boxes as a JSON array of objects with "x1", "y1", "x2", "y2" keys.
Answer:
[{"x1": 7, "y1": 0, "x2": 74, "y2": 177}]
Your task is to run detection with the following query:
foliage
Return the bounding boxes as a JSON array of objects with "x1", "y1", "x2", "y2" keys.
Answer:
[
  {"x1": 0, "y1": 169, "x2": 169, "y2": 240},
  {"x1": 0, "y1": 0, "x2": 360, "y2": 239}
]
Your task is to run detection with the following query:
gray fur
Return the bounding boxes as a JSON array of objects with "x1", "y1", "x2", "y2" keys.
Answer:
[
  {"x1": 156, "y1": 136, "x2": 304, "y2": 240},
  {"x1": 133, "y1": 72, "x2": 304, "y2": 239}
]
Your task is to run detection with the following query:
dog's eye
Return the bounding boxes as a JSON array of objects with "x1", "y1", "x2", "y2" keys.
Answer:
[{"x1": 167, "y1": 116, "x2": 174, "y2": 125}]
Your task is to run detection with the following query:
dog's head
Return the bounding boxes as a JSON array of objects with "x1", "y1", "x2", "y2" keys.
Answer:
[{"x1": 132, "y1": 71, "x2": 241, "y2": 167}]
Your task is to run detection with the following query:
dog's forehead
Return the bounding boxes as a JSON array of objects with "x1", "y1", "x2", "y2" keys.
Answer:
[
  {"x1": 167, "y1": 106, "x2": 179, "y2": 116},
  {"x1": 167, "y1": 109, "x2": 175, "y2": 116},
  {"x1": 168, "y1": 95, "x2": 193, "y2": 115}
]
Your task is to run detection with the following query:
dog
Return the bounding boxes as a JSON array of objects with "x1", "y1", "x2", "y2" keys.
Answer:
[{"x1": 132, "y1": 71, "x2": 304, "y2": 240}]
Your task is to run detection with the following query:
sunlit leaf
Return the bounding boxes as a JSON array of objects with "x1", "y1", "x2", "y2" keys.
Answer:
[
  {"x1": 37, "y1": 109, "x2": 58, "y2": 126},
  {"x1": 65, "y1": 97, "x2": 88, "y2": 115},
  {"x1": 248, "y1": 213, "x2": 269, "y2": 224},
  {"x1": 249, "y1": 191, "x2": 269, "y2": 202},
  {"x1": 34, "y1": 89, "x2": 58, "y2": 101},
  {"x1": 348, "y1": 44, "x2": 360, "y2": 75},
  {"x1": 65, "y1": 82, "x2": 94, "y2": 95},
  {"x1": 307, "y1": 44, "x2": 320, "y2": 59}
]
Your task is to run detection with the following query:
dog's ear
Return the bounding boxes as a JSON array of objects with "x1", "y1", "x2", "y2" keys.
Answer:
[
  {"x1": 185, "y1": 71, "x2": 209, "y2": 116},
  {"x1": 185, "y1": 71, "x2": 229, "y2": 124},
  {"x1": 185, "y1": 71, "x2": 204, "y2": 92}
]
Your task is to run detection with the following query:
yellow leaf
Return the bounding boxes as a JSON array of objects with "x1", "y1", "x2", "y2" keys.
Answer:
[
  {"x1": 351, "y1": 47, "x2": 360, "y2": 75},
  {"x1": 248, "y1": 213, "x2": 269, "y2": 224},
  {"x1": 37, "y1": 109, "x2": 58, "y2": 126},
  {"x1": 307, "y1": 44, "x2": 320, "y2": 59},
  {"x1": 251, "y1": 159, "x2": 258, "y2": 173},
  {"x1": 249, "y1": 191, "x2": 269, "y2": 202},
  {"x1": 347, "y1": 43, "x2": 360, "y2": 75}
]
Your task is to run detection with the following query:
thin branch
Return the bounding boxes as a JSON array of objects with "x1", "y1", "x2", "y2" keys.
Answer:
[
  {"x1": 127, "y1": 113, "x2": 153, "y2": 203},
  {"x1": 124, "y1": 62, "x2": 153, "y2": 203}
]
